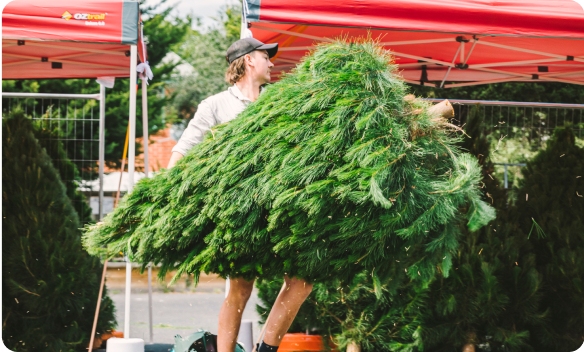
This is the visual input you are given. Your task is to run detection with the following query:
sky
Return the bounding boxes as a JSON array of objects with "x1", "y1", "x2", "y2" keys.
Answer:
[{"x1": 144, "y1": 0, "x2": 239, "y2": 30}]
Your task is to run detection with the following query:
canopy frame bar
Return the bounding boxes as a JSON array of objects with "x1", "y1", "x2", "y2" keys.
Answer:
[
  {"x1": 477, "y1": 40, "x2": 584, "y2": 64},
  {"x1": 3, "y1": 52, "x2": 99, "y2": 68},
  {"x1": 254, "y1": 24, "x2": 584, "y2": 87},
  {"x1": 440, "y1": 42, "x2": 463, "y2": 87},
  {"x1": 2, "y1": 39, "x2": 129, "y2": 55},
  {"x1": 470, "y1": 66, "x2": 584, "y2": 85},
  {"x1": 3, "y1": 52, "x2": 128, "y2": 70},
  {"x1": 249, "y1": 18, "x2": 584, "y2": 40},
  {"x1": 253, "y1": 24, "x2": 335, "y2": 43}
]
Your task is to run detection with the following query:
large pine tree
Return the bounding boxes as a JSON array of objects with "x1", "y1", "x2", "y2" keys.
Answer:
[
  {"x1": 2, "y1": 110, "x2": 116, "y2": 352},
  {"x1": 512, "y1": 126, "x2": 584, "y2": 351},
  {"x1": 255, "y1": 114, "x2": 584, "y2": 352},
  {"x1": 83, "y1": 39, "x2": 494, "y2": 288},
  {"x1": 256, "y1": 107, "x2": 501, "y2": 352}
]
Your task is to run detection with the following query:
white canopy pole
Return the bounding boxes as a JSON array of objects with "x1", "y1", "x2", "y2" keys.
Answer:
[
  {"x1": 99, "y1": 84, "x2": 105, "y2": 220},
  {"x1": 125, "y1": 44, "x2": 138, "y2": 339},
  {"x1": 142, "y1": 78, "x2": 149, "y2": 178},
  {"x1": 141, "y1": 75, "x2": 154, "y2": 345}
]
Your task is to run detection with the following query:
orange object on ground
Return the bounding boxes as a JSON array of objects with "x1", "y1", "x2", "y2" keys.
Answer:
[
  {"x1": 86, "y1": 337, "x2": 102, "y2": 350},
  {"x1": 278, "y1": 333, "x2": 338, "y2": 352},
  {"x1": 111, "y1": 330, "x2": 124, "y2": 338}
]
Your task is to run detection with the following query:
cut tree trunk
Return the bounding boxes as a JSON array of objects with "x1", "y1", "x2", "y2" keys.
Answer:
[
  {"x1": 428, "y1": 99, "x2": 454, "y2": 119},
  {"x1": 403, "y1": 95, "x2": 454, "y2": 119}
]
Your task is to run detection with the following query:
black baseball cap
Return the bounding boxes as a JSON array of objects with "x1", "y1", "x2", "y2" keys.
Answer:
[{"x1": 226, "y1": 38, "x2": 278, "y2": 64}]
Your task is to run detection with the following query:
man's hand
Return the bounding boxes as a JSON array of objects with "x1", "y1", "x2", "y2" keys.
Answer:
[{"x1": 167, "y1": 151, "x2": 184, "y2": 169}]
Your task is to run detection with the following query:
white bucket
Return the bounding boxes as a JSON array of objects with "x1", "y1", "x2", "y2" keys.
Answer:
[{"x1": 106, "y1": 337, "x2": 144, "y2": 352}]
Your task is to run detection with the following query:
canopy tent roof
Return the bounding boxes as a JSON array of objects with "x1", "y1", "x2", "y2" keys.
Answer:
[
  {"x1": 244, "y1": 0, "x2": 584, "y2": 88},
  {"x1": 2, "y1": 0, "x2": 146, "y2": 79}
]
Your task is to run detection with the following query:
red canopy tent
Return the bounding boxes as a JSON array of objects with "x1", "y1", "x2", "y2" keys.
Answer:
[
  {"x1": 2, "y1": 0, "x2": 151, "y2": 347},
  {"x1": 2, "y1": 0, "x2": 147, "y2": 79},
  {"x1": 243, "y1": 0, "x2": 584, "y2": 88}
]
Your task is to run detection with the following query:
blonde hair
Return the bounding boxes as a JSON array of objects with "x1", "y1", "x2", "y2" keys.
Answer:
[{"x1": 225, "y1": 55, "x2": 247, "y2": 84}]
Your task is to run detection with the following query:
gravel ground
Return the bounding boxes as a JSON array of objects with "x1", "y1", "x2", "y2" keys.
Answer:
[{"x1": 108, "y1": 291, "x2": 263, "y2": 347}]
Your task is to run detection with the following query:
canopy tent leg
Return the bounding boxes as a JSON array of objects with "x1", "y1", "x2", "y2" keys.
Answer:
[
  {"x1": 125, "y1": 44, "x2": 138, "y2": 339},
  {"x1": 99, "y1": 84, "x2": 105, "y2": 220},
  {"x1": 148, "y1": 263, "x2": 153, "y2": 344},
  {"x1": 142, "y1": 75, "x2": 149, "y2": 178},
  {"x1": 141, "y1": 75, "x2": 154, "y2": 345},
  {"x1": 91, "y1": 86, "x2": 106, "y2": 348}
]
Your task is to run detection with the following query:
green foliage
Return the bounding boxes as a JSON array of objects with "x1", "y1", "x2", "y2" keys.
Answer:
[
  {"x1": 255, "y1": 109, "x2": 506, "y2": 352},
  {"x1": 255, "y1": 116, "x2": 584, "y2": 352},
  {"x1": 417, "y1": 126, "x2": 584, "y2": 352},
  {"x1": 512, "y1": 127, "x2": 584, "y2": 351},
  {"x1": 83, "y1": 39, "x2": 494, "y2": 289},
  {"x1": 2, "y1": 109, "x2": 116, "y2": 352},
  {"x1": 256, "y1": 274, "x2": 426, "y2": 352},
  {"x1": 1, "y1": 1, "x2": 190, "y2": 174},
  {"x1": 169, "y1": 3, "x2": 241, "y2": 120}
]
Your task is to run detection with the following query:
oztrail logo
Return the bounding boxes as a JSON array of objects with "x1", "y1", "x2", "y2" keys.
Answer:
[
  {"x1": 61, "y1": 11, "x2": 106, "y2": 20},
  {"x1": 61, "y1": 11, "x2": 106, "y2": 25}
]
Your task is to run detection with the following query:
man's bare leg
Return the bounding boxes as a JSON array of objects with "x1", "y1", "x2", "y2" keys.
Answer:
[
  {"x1": 218, "y1": 277, "x2": 255, "y2": 352},
  {"x1": 262, "y1": 276, "x2": 313, "y2": 348}
]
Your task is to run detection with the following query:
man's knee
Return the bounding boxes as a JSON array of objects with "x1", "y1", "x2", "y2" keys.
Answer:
[
  {"x1": 284, "y1": 277, "x2": 314, "y2": 297},
  {"x1": 229, "y1": 278, "x2": 255, "y2": 303}
]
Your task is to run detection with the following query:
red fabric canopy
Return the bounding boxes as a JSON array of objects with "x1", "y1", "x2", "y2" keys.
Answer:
[
  {"x1": 2, "y1": 0, "x2": 147, "y2": 79},
  {"x1": 245, "y1": 0, "x2": 584, "y2": 87}
]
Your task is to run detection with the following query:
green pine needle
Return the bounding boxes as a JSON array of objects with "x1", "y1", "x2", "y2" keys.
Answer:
[{"x1": 528, "y1": 217, "x2": 546, "y2": 239}]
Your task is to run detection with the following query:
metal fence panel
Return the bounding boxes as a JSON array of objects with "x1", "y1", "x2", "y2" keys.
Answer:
[
  {"x1": 427, "y1": 99, "x2": 584, "y2": 189},
  {"x1": 2, "y1": 93, "x2": 103, "y2": 223}
]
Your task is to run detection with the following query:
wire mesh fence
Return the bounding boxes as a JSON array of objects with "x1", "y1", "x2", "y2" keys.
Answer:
[
  {"x1": 2, "y1": 94, "x2": 102, "y2": 224},
  {"x1": 448, "y1": 102, "x2": 584, "y2": 143},
  {"x1": 434, "y1": 100, "x2": 584, "y2": 189}
]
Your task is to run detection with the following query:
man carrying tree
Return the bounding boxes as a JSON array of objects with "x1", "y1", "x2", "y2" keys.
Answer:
[{"x1": 167, "y1": 38, "x2": 314, "y2": 352}]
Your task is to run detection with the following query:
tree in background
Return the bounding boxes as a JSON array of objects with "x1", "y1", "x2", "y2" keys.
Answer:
[
  {"x1": 509, "y1": 126, "x2": 584, "y2": 351},
  {"x1": 2, "y1": 109, "x2": 116, "y2": 351},
  {"x1": 168, "y1": 3, "x2": 241, "y2": 121},
  {"x1": 418, "y1": 126, "x2": 583, "y2": 352},
  {"x1": 1, "y1": 0, "x2": 191, "y2": 173}
]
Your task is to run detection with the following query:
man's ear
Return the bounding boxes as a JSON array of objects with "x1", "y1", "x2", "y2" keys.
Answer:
[{"x1": 244, "y1": 53, "x2": 254, "y2": 68}]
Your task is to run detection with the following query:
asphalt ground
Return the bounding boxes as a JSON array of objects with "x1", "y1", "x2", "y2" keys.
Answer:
[{"x1": 105, "y1": 291, "x2": 263, "y2": 349}]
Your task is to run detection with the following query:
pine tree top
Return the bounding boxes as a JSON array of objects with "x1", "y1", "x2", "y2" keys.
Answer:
[{"x1": 84, "y1": 39, "x2": 495, "y2": 286}]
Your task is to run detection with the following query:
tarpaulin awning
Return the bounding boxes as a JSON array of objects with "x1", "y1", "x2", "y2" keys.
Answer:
[
  {"x1": 2, "y1": 0, "x2": 147, "y2": 79},
  {"x1": 244, "y1": 0, "x2": 584, "y2": 87}
]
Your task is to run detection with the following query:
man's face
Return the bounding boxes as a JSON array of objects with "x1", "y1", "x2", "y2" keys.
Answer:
[{"x1": 246, "y1": 50, "x2": 274, "y2": 84}]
